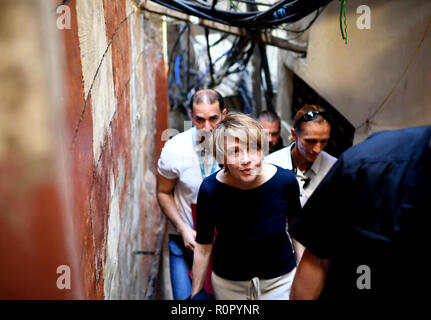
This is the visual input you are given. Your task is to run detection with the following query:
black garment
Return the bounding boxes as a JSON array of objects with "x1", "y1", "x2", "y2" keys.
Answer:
[
  {"x1": 196, "y1": 165, "x2": 300, "y2": 281},
  {"x1": 290, "y1": 125, "x2": 431, "y2": 299},
  {"x1": 269, "y1": 137, "x2": 284, "y2": 154}
]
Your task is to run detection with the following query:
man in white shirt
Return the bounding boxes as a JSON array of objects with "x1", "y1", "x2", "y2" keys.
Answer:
[
  {"x1": 157, "y1": 89, "x2": 226, "y2": 300},
  {"x1": 265, "y1": 105, "x2": 336, "y2": 207},
  {"x1": 264, "y1": 105, "x2": 336, "y2": 261}
]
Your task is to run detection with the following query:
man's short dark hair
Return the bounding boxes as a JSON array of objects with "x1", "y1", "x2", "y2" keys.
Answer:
[
  {"x1": 257, "y1": 110, "x2": 280, "y2": 124},
  {"x1": 190, "y1": 89, "x2": 225, "y2": 112}
]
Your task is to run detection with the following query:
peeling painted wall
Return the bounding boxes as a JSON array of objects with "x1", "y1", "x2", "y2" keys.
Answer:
[{"x1": 0, "y1": 0, "x2": 169, "y2": 299}]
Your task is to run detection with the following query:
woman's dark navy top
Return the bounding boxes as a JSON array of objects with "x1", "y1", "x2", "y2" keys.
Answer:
[{"x1": 196, "y1": 165, "x2": 301, "y2": 281}]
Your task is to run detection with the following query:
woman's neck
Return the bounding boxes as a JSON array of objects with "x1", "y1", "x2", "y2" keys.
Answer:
[{"x1": 217, "y1": 164, "x2": 275, "y2": 190}]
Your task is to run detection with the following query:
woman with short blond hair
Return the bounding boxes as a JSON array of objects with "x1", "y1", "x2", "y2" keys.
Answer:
[{"x1": 191, "y1": 112, "x2": 301, "y2": 300}]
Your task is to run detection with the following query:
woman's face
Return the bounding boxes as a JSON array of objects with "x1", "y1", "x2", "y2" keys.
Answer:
[{"x1": 225, "y1": 137, "x2": 264, "y2": 185}]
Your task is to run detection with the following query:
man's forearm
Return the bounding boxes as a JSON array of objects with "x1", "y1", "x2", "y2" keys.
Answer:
[
  {"x1": 290, "y1": 249, "x2": 330, "y2": 300},
  {"x1": 157, "y1": 191, "x2": 187, "y2": 233},
  {"x1": 157, "y1": 191, "x2": 196, "y2": 252}
]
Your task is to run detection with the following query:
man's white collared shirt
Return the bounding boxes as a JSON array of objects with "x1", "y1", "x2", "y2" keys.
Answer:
[{"x1": 264, "y1": 143, "x2": 337, "y2": 207}]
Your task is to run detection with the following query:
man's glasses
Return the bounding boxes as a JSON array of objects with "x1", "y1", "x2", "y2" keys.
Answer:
[
  {"x1": 302, "y1": 111, "x2": 326, "y2": 121},
  {"x1": 294, "y1": 110, "x2": 328, "y2": 129}
]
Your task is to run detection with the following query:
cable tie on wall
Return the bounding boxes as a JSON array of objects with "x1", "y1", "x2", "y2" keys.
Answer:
[
  {"x1": 273, "y1": 6, "x2": 288, "y2": 20},
  {"x1": 133, "y1": 250, "x2": 156, "y2": 255}
]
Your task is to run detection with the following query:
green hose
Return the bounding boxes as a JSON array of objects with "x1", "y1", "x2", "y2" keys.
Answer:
[{"x1": 340, "y1": 0, "x2": 348, "y2": 44}]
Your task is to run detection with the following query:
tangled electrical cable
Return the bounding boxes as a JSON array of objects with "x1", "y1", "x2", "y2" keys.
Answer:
[
  {"x1": 167, "y1": 23, "x2": 255, "y2": 112},
  {"x1": 162, "y1": 0, "x2": 334, "y2": 115},
  {"x1": 151, "y1": 0, "x2": 332, "y2": 30}
]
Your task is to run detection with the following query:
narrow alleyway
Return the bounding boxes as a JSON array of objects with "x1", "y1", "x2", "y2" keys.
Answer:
[{"x1": 1, "y1": 0, "x2": 430, "y2": 302}]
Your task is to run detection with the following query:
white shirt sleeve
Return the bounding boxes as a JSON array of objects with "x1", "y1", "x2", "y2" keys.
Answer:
[
  {"x1": 263, "y1": 146, "x2": 291, "y2": 169},
  {"x1": 157, "y1": 139, "x2": 180, "y2": 179}
]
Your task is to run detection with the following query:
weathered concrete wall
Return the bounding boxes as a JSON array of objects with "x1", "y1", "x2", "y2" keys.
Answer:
[
  {"x1": 279, "y1": 0, "x2": 431, "y2": 142},
  {"x1": 0, "y1": 0, "x2": 169, "y2": 299},
  {"x1": 0, "y1": 0, "x2": 83, "y2": 299}
]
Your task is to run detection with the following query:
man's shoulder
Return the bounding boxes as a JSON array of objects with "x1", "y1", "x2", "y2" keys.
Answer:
[
  {"x1": 320, "y1": 150, "x2": 337, "y2": 165},
  {"x1": 264, "y1": 146, "x2": 291, "y2": 169},
  {"x1": 345, "y1": 125, "x2": 431, "y2": 164},
  {"x1": 157, "y1": 128, "x2": 195, "y2": 178},
  {"x1": 166, "y1": 127, "x2": 193, "y2": 143},
  {"x1": 161, "y1": 128, "x2": 194, "y2": 152}
]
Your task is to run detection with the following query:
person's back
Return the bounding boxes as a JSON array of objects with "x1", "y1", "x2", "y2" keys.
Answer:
[{"x1": 290, "y1": 125, "x2": 431, "y2": 299}]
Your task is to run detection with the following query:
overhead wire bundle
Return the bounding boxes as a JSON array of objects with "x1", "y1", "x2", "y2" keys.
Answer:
[
  {"x1": 167, "y1": 23, "x2": 254, "y2": 113},
  {"x1": 161, "y1": 0, "x2": 333, "y2": 115},
  {"x1": 151, "y1": 0, "x2": 332, "y2": 30}
]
